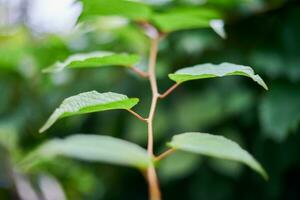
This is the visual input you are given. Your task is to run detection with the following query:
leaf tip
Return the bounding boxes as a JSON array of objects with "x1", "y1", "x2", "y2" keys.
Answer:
[
  {"x1": 257, "y1": 166, "x2": 269, "y2": 181},
  {"x1": 254, "y1": 75, "x2": 268, "y2": 90},
  {"x1": 38, "y1": 126, "x2": 46, "y2": 134},
  {"x1": 263, "y1": 84, "x2": 269, "y2": 91}
]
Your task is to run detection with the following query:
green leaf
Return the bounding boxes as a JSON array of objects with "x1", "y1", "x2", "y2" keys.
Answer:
[
  {"x1": 151, "y1": 7, "x2": 222, "y2": 32},
  {"x1": 260, "y1": 83, "x2": 300, "y2": 141},
  {"x1": 169, "y1": 62, "x2": 268, "y2": 90},
  {"x1": 80, "y1": 0, "x2": 152, "y2": 21},
  {"x1": 168, "y1": 132, "x2": 268, "y2": 179},
  {"x1": 159, "y1": 151, "x2": 201, "y2": 181},
  {"x1": 43, "y1": 51, "x2": 140, "y2": 73},
  {"x1": 39, "y1": 91, "x2": 139, "y2": 133},
  {"x1": 21, "y1": 134, "x2": 151, "y2": 170},
  {"x1": 0, "y1": 122, "x2": 19, "y2": 152}
]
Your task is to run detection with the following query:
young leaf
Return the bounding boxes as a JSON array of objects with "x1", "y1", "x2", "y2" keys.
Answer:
[
  {"x1": 79, "y1": 0, "x2": 152, "y2": 21},
  {"x1": 39, "y1": 91, "x2": 139, "y2": 133},
  {"x1": 43, "y1": 51, "x2": 140, "y2": 73},
  {"x1": 21, "y1": 134, "x2": 152, "y2": 170},
  {"x1": 169, "y1": 62, "x2": 268, "y2": 90},
  {"x1": 151, "y1": 8, "x2": 222, "y2": 32},
  {"x1": 167, "y1": 132, "x2": 268, "y2": 180}
]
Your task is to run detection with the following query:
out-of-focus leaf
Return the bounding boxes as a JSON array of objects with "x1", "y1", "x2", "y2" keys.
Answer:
[
  {"x1": 21, "y1": 134, "x2": 151, "y2": 170},
  {"x1": 79, "y1": 0, "x2": 152, "y2": 21},
  {"x1": 151, "y1": 7, "x2": 222, "y2": 32},
  {"x1": 174, "y1": 92, "x2": 222, "y2": 130},
  {"x1": 0, "y1": 31, "x2": 29, "y2": 70},
  {"x1": 39, "y1": 91, "x2": 139, "y2": 133},
  {"x1": 260, "y1": 84, "x2": 300, "y2": 141},
  {"x1": 168, "y1": 132, "x2": 268, "y2": 179},
  {"x1": 0, "y1": 123, "x2": 18, "y2": 153},
  {"x1": 174, "y1": 88, "x2": 254, "y2": 131},
  {"x1": 38, "y1": 174, "x2": 66, "y2": 200},
  {"x1": 43, "y1": 51, "x2": 140, "y2": 73},
  {"x1": 159, "y1": 151, "x2": 201, "y2": 181},
  {"x1": 169, "y1": 62, "x2": 268, "y2": 90},
  {"x1": 210, "y1": 19, "x2": 226, "y2": 39},
  {"x1": 14, "y1": 172, "x2": 40, "y2": 200}
]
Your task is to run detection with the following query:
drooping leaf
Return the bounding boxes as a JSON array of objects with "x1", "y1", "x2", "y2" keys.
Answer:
[
  {"x1": 79, "y1": 0, "x2": 152, "y2": 21},
  {"x1": 151, "y1": 7, "x2": 222, "y2": 32},
  {"x1": 43, "y1": 51, "x2": 140, "y2": 73},
  {"x1": 167, "y1": 132, "x2": 268, "y2": 179},
  {"x1": 260, "y1": 83, "x2": 300, "y2": 141},
  {"x1": 208, "y1": 129, "x2": 244, "y2": 178},
  {"x1": 169, "y1": 62, "x2": 268, "y2": 90},
  {"x1": 21, "y1": 134, "x2": 152, "y2": 170},
  {"x1": 39, "y1": 91, "x2": 139, "y2": 133}
]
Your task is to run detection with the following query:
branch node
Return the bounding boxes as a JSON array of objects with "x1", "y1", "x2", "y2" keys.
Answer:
[{"x1": 131, "y1": 67, "x2": 149, "y2": 78}]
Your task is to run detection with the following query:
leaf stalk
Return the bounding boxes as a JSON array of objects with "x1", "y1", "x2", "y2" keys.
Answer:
[{"x1": 159, "y1": 83, "x2": 179, "y2": 99}]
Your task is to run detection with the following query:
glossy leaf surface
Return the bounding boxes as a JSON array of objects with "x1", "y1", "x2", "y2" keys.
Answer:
[
  {"x1": 39, "y1": 91, "x2": 139, "y2": 133},
  {"x1": 169, "y1": 62, "x2": 268, "y2": 90}
]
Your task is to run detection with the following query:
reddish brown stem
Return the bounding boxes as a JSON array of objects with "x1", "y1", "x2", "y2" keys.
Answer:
[
  {"x1": 146, "y1": 28, "x2": 161, "y2": 200},
  {"x1": 131, "y1": 67, "x2": 149, "y2": 78},
  {"x1": 147, "y1": 165, "x2": 161, "y2": 200},
  {"x1": 127, "y1": 109, "x2": 148, "y2": 123},
  {"x1": 159, "y1": 83, "x2": 179, "y2": 99}
]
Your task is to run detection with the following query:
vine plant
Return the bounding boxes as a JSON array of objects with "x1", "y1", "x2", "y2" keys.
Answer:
[{"x1": 23, "y1": 1, "x2": 269, "y2": 200}]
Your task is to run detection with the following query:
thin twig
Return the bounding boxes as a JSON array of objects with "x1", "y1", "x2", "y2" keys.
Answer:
[
  {"x1": 159, "y1": 83, "x2": 180, "y2": 99},
  {"x1": 127, "y1": 109, "x2": 148, "y2": 123},
  {"x1": 131, "y1": 67, "x2": 149, "y2": 78},
  {"x1": 155, "y1": 149, "x2": 176, "y2": 162}
]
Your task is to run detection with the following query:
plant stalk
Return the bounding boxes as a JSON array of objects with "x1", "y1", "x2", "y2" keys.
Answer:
[{"x1": 146, "y1": 35, "x2": 161, "y2": 200}]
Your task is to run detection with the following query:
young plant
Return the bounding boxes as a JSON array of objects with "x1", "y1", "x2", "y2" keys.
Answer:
[{"x1": 27, "y1": 1, "x2": 269, "y2": 199}]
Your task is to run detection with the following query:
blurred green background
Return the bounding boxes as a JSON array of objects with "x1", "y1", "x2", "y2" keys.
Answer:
[{"x1": 0, "y1": 0, "x2": 300, "y2": 199}]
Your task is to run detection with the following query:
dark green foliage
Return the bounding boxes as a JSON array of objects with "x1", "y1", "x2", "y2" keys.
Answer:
[{"x1": 0, "y1": 0, "x2": 299, "y2": 200}]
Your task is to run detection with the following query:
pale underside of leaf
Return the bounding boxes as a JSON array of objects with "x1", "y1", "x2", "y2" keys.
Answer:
[
  {"x1": 151, "y1": 8, "x2": 222, "y2": 32},
  {"x1": 39, "y1": 91, "x2": 139, "y2": 133},
  {"x1": 24, "y1": 134, "x2": 152, "y2": 170},
  {"x1": 169, "y1": 62, "x2": 268, "y2": 90},
  {"x1": 43, "y1": 51, "x2": 140, "y2": 73},
  {"x1": 168, "y1": 132, "x2": 268, "y2": 180}
]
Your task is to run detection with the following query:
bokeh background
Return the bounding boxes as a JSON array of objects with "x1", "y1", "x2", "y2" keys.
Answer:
[{"x1": 0, "y1": 0, "x2": 300, "y2": 199}]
